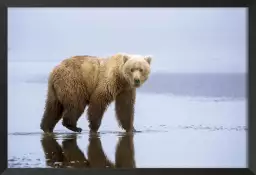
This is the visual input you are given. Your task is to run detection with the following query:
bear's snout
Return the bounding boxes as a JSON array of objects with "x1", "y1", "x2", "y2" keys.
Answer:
[{"x1": 134, "y1": 78, "x2": 140, "y2": 85}]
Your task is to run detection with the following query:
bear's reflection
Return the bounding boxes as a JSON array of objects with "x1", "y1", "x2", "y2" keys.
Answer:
[
  {"x1": 41, "y1": 134, "x2": 68, "y2": 168},
  {"x1": 41, "y1": 133, "x2": 135, "y2": 168},
  {"x1": 62, "y1": 135, "x2": 90, "y2": 168},
  {"x1": 87, "y1": 135, "x2": 115, "y2": 168}
]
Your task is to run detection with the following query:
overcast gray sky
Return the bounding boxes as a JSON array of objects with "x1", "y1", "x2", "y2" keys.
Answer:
[{"x1": 8, "y1": 8, "x2": 247, "y2": 73}]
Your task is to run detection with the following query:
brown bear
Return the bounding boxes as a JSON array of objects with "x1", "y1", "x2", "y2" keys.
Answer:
[{"x1": 40, "y1": 53, "x2": 152, "y2": 133}]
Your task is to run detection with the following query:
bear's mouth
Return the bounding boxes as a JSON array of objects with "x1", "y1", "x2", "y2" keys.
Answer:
[{"x1": 133, "y1": 83, "x2": 141, "y2": 88}]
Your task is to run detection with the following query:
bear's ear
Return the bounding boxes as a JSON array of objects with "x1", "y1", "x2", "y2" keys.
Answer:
[
  {"x1": 144, "y1": 55, "x2": 152, "y2": 65},
  {"x1": 123, "y1": 55, "x2": 130, "y2": 64}
]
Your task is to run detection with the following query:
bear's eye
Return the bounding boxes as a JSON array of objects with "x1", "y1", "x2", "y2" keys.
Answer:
[
  {"x1": 131, "y1": 68, "x2": 135, "y2": 72},
  {"x1": 139, "y1": 68, "x2": 143, "y2": 72}
]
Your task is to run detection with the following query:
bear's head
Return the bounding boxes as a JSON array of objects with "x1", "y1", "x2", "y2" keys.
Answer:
[{"x1": 121, "y1": 54, "x2": 152, "y2": 88}]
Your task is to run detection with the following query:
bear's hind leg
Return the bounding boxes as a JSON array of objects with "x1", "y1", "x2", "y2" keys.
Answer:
[
  {"x1": 40, "y1": 90, "x2": 64, "y2": 133},
  {"x1": 62, "y1": 108, "x2": 84, "y2": 133}
]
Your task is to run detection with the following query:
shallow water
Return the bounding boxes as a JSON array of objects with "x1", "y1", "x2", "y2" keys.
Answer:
[{"x1": 8, "y1": 61, "x2": 247, "y2": 168}]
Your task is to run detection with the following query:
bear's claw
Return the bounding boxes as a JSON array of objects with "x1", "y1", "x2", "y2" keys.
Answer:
[{"x1": 62, "y1": 120, "x2": 82, "y2": 133}]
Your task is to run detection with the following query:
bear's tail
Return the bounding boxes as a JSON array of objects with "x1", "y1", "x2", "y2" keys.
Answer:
[{"x1": 40, "y1": 82, "x2": 63, "y2": 133}]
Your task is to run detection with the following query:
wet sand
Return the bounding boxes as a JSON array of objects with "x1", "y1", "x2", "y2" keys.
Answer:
[
  {"x1": 8, "y1": 62, "x2": 247, "y2": 168},
  {"x1": 8, "y1": 126, "x2": 246, "y2": 168}
]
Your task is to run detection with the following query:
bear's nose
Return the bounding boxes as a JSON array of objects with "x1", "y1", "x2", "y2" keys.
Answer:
[{"x1": 134, "y1": 78, "x2": 140, "y2": 84}]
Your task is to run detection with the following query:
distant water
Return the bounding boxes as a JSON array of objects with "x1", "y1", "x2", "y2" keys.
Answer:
[
  {"x1": 24, "y1": 72, "x2": 246, "y2": 100},
  {"x1": 140, "y1": 73, "x2": 246, "y2": 98},
  {"x1": 8, "y1": 61, "x2": 247, "y2": 168}
]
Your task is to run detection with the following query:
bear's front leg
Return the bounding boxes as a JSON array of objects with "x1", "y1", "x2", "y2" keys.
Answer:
[
  {"x1": 87, "y1": 92, "x2": 110, "y2": 133},
  {"x1": 115, "y1": 89, "x2": 136, "y2": 133}
]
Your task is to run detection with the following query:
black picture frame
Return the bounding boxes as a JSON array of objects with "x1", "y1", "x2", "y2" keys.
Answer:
[{"x1": 1, "y1": 0, "x2": 254, "y2": 175}]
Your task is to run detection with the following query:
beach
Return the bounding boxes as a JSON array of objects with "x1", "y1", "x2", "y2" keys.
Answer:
[{"x1": 8, "y1": 61, "x2": 247, "y2": 168}]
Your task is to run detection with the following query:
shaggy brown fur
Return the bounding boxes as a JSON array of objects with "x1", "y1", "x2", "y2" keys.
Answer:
[{"x1": 40, "y1": 53, "x2": 152, "y2": 133}]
